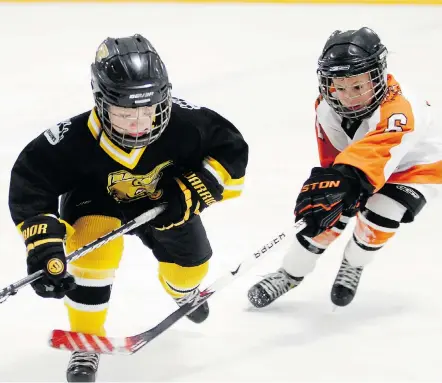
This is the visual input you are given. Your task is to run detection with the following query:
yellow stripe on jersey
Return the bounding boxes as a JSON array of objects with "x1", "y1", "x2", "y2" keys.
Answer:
[
  {"x1": 203, "y1": 156, "x2": 244, "y2": 200},
  {"x1": 87, "y1": 110, "x2": 100, "y2": 140},
  {"x1": 99, "y1": 134, "x2": 146, "y2": 170},
  {"x1": 87, "y1": 110, "x2": 146, "y2": 170}
]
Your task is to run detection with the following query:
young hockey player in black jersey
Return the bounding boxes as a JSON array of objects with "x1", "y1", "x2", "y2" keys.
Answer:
[{"x1": 9, "y1": 34, "x2": 248, "y2": 382}]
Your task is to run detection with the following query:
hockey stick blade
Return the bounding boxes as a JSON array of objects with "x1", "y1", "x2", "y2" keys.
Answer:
[
  {"x1": 49, "y1": 219, "x2": 306, "y2": 355},
  {"x1": 49, "y1": 295, "x2": 212, "y2": 355},
  {"x1": 0, "y1": 206, "x2": 165, "y2": 304}
]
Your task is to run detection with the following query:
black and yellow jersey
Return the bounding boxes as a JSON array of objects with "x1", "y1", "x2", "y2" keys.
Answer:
[{"x1": 9, "y1": 97, "x2": 248, "y2": 225}]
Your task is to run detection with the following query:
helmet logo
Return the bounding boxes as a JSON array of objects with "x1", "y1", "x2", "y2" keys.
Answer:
[
  {"x1": 96, "y1": 43, "x2": 109, "y2": 62},
  {"x1": 329, "y1": 65, "x2": 350, "y2": 72},
  {"x1": 129, "y1": 92, "x2": 154, "y2": 99}
]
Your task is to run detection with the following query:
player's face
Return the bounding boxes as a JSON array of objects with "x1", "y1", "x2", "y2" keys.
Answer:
[
  {"x1": 332, "y1": 73, "x2": 375, "y2": 110},
  {"x1": 108, "y1": 105, "x2": 156, "y2": 137}
]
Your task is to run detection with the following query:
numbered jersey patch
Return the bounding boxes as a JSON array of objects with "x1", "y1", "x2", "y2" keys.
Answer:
[{"x1": 385, "y1": 113, "x2": 407, "y2": 133}]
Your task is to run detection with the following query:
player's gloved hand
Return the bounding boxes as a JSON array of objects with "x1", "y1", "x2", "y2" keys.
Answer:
[
  {"x1": 151, "y1": 169, "x2": 223, "y2": 230},
  {"x1": 294, "y1": 166, "x2": 361, "y2": 237},
  {"x1": 21, "y1": 215, "x2": 76, "y2": 299}
]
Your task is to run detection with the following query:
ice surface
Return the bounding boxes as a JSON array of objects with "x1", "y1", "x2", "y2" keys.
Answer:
[{"x1": 0, "y1": 3, "x2": 442, "y2": 381}]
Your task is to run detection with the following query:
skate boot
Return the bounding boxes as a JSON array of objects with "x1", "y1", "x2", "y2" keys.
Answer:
[
  {"x1": 66, "y1": 351, "x2": 100, "y2": 382},
  {"x1": 174, "y1": 288, "x2": 209, "y2": 324},
  {"x1": 248, "y1": 268, "x2": 304, "y2": 308},
  {"x1": 331, "y1": 257, "x2": 363, "y2": 307}
]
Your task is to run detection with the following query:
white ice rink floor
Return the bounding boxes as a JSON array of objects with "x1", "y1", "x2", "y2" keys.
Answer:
[{"x1": 1, "y1": 3, "x2": 442, "y2": 381}]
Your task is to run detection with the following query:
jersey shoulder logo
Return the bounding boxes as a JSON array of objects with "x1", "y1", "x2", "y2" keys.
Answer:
[
  {"x1": 44, "y1": 120, "x2": 72, "y2": 145},
  {"x1": 172, "y1": 97, "x2": 201, "y2": 110}
]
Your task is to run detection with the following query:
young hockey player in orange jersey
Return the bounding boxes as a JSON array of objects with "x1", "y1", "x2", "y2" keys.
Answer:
[{"x1": 248, "y1": 27, "x2": 442, "y2": 309}]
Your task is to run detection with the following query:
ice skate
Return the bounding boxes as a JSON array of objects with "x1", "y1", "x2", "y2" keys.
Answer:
[
  {"x1": 331, "y1": 257, "x2": 363, "y2": 307},
  {"x1": 66, "y1": 351, "x2": 100, "y2": 382},
  {"x1": 174, "y1": 288, "x2": 209, "y2": 323},
  {"x1": 248, "y1": 268, "x2": 304, "y2": 308}
]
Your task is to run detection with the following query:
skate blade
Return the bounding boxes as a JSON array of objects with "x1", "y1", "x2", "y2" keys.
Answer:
[{"x1": 331, "y1": 304, "x2": 343, "y2": 313}]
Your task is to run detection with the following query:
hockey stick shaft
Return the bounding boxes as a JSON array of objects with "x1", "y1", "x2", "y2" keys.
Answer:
[
  {"x1": 49, "y1": 218, "x2": 306, "y2": 355},
  {"x1": 0, "y1": 206, "x2": 165, "y2": 303}
]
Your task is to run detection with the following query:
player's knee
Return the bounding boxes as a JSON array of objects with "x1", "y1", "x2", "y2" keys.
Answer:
[
  {"x1": 297, "y1": 213, "x2": 351, "y2": 256},
  {"x1": 347, "y1": 193, "x2": 404, "y2": 267},
  {"x1": 66, "y1": 215, "x2": 124, "y2": 270},
  {"x1": 158, "y1": 261, "x2": 209, "y2": 298},
  {"x1": 282, "y1": 214, "x2": 351, "y2": 277}
]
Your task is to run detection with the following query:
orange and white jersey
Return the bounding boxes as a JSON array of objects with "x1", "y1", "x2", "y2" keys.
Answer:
[{"x1": 315, "y1": 74, "x2": 442, "y2": 195}]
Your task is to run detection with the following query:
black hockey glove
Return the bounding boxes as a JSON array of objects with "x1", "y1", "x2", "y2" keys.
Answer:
[
  {"x1": 21, "y1": 215, "x2": 76, "y2": 299},
  {"x1": 294, "y1": 166, "x2": 362, "y2": 237},
  {"x1": 151, "y1": 169, "x2": 223, "y2": 230}
]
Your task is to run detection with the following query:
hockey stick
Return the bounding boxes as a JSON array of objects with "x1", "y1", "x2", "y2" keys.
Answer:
[
  {"x1": 0, "y1": 205, "x2": 165, "y2": 304},
  {"x1": 49, "y1": 218, "x2": 307, "y2": 355}
]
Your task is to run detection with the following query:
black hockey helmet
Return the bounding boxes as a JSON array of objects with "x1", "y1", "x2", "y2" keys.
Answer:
[
  {"x1": 91, "y1": 34, "x2": 172, "y2": 148},
  {"x1": 317, "y1": 27, "x2": 388, "y2": 120}
]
